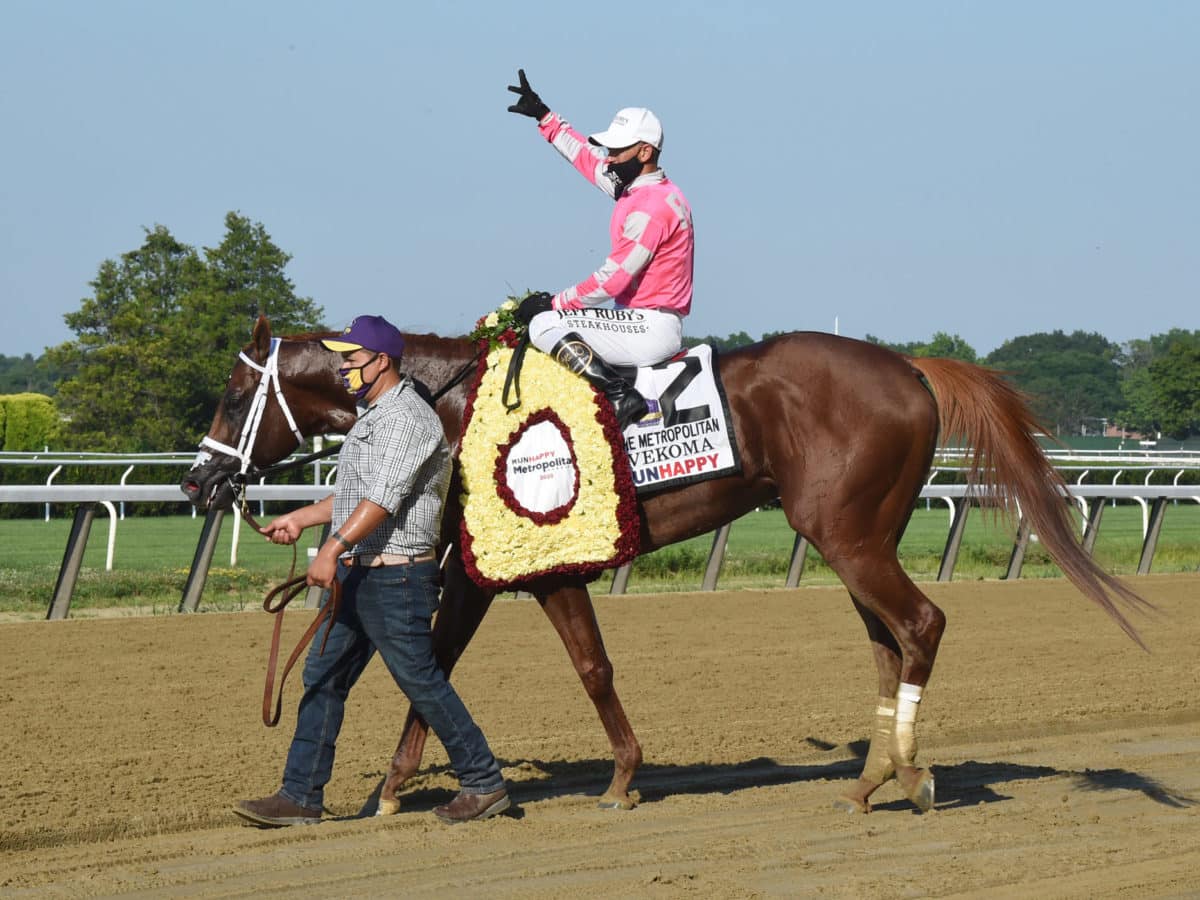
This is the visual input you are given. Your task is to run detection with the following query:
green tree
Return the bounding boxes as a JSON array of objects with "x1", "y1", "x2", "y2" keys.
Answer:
[
  {"x1": 866, "y1": 331, "x2": 979, "y2": 363},
  {"x1": 178, "y1": 212, "x2": 325, "y2": 430},
  {"x1": 923, "y1": 332, "x2": 979, "y2": 363},
  {"x1": 0, "y1": 354, "x2": 64, "y2": 394},
  {"x1": 47, "y1": 225, "x2": 205, "y2": 450},
  {"x1": 1117, "y1": 330, "x2": 1200, "y2": 440},
  {"x1": 984, "y1": 330, "x2": 1124, "y2": 435},
  {"x1": 683, "y1": 331, "x2": 756, "y2": 352},
  {"x1": 47, "y1": 215, "x2": 324, "y2": 451}
]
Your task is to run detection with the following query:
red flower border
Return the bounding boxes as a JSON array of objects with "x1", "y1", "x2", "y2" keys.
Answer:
[
  {"x1": 457, "y1": 339, "x2": 641, "y2": 591},
  {"x1": 493, "y1": 408, "x2": 580, "y2": 525}
]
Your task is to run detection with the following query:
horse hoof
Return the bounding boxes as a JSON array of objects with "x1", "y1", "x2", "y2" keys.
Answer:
[
  {"x1": 376, "y1": 796, "x2": 401, "y2": 816},
  {"x1": 908, "y1": 770, "x2": 935, "y2": 812},
  {"x1": 597, "y1": 793, "x2": 636, "y2": 810},
  {"x1": 832, "y1": 795, "x2": 870, "y2": 814}
]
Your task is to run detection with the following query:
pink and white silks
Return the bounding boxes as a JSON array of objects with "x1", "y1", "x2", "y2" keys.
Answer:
[{"x1": 527, "y1": 112, "x2": 695, "y2": 367}]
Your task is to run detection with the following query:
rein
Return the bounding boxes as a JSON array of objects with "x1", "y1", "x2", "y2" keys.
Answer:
[
  {"x1": 430, "y1": 346, "x2": 486, "y2": 403},
  {"x1": 225, "y1": 496, "x2": 342, "y2": 727},
  {"x1": 227, "y1": 505, "x2": 345, "y2": 727},
  {"x1": 260, "y1": 574, "x2": 342, "y2": 727}
]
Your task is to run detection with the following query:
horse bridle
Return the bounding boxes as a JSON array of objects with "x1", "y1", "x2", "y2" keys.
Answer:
[
  {"x1": 190, "y1": 337, "x2": 307, "y2": 519},
  {"x1": 195, "y1": 337, "x2": 304, "y2": 478}
]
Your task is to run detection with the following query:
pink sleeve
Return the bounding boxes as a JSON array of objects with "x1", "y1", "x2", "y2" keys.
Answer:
[
  {"x1": 553, "y1": 208, "x2": 667, "y2": 310},
  {"x1": 537, "y1": 113, "x2": 619, "y2": 199}
]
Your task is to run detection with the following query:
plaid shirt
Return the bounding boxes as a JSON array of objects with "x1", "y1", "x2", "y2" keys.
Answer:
[{"x1": 331, "y1": 377, "x2": 450, "y2": 557}]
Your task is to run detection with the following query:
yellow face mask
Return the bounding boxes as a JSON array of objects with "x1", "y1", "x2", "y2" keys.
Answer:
[{"x1": 338, "y1": 352, "x2": 380, "y2": 399}]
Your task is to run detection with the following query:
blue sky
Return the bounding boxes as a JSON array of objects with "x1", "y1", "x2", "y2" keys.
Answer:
[{"x1": 1, "y1": 1, "x2": 1196, "y2": 359}]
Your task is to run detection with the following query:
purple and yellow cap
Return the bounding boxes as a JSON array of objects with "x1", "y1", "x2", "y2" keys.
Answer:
[{"x1": 321, "y1": 315, "x2": 405, "y2": 360}]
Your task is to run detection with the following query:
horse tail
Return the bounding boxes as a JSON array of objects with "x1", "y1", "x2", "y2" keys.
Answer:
[{"x1": 908, "y1": 356, "x2": 1153, "y2": 648}]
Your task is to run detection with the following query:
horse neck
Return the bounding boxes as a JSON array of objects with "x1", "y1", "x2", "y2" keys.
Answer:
[
  {"x1": 400, "y1": 333, "x2": 475, "y2": 383},
  {"x1": 399, "y1": 333, "x2": 477, "y2": 441},
  {"x1": 278, "y1": 330, "x2": 476, "y2": 442}
]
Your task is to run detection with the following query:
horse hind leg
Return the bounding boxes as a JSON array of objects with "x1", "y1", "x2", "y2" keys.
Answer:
[
  {"x1": 828, "y1": 553, "x2": 945, "y2": 812},
  {"x1": 537, "y1": 584, "x2": 643, "y2": 809},
  {"x1": 832, "y1": 597, "x2": 901, "y2": 814},
  {"x1": 376, "y1": 710, "x2": 430, "y2": 815}
]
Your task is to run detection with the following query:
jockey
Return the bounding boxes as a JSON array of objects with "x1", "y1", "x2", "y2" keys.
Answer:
[{"x1": 507, "y1": 68, "x2": 695, "y2": 430}]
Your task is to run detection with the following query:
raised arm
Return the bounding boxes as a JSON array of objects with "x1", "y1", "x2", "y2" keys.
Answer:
[{"x1": 508, "y1": 68, "x2": 619, "y2": 199}]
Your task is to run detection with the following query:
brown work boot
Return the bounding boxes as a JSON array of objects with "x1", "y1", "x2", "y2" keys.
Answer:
[
  {"x1": 433, "y1": 788, "x2": 511, "y2": 824},
  {"x1": 232, "y1": 791, "x2": 322, "y2": 827}
]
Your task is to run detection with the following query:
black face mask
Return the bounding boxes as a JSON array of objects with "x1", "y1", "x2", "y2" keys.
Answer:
[
  {"x1": 337, "y1": 352, "x2": 381, "y2": 399},
  {"x1": 605, "y1": 155, "x2": 644, "y2": 197}
]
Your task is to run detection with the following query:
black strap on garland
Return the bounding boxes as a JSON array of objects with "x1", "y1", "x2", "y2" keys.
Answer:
[{"x1": 501, "y1": 330, "x2": 532, "y2": 412}]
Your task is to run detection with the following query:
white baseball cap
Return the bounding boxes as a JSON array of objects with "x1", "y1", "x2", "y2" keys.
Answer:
[{"x1": 588, "y1": 107, "x2": 663, "y2": 151}]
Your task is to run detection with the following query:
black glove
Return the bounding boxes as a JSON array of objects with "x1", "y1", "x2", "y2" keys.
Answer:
[
  {"x1": 507, "y1": 68, "x2": 550, "y2": 120},
  {"x1": 515, "y1": 291, "x2": 554, "y2": 325}
]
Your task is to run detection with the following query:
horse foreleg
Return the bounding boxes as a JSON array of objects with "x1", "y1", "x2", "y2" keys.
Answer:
[
  {"x1": 538, "y1": 584, "x2": 642, "y2": 809},
  {"x1": 377, "y1": 559, "x2": 495, "y2": 815}
]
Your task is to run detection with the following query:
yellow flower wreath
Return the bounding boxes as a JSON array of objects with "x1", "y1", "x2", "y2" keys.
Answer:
[{"x1": 458, "y1": 345, "x2": 638, "y2": 587}]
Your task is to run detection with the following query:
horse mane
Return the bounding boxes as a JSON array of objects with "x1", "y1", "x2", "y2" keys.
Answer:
[
  {"x1": 282, "y1": 329, "x2": 340, "y2": 343},
  {"x1": 397, "y1": 331, "x2": 474, "y2": 355},
  {"x1": 274, "y1": 329, "x2": 472, "y2": 351}
]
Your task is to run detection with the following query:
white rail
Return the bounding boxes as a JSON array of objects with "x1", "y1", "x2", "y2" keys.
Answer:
[{"x1": 3, "y1": 482, "x2": 1198, "y2": 616}]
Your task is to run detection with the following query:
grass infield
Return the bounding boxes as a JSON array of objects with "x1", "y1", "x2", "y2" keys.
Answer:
[{"x1": 0, "y1": 503, "x2": 1196, "y2": 615}]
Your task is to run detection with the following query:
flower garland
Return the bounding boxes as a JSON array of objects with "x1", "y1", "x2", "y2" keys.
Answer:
[
  {"x1": 457, "y1": 339, "x2": 640, "y2": 590},
  {"x1": 468, "y1": 296, "x2": 523, "y2": 350}
]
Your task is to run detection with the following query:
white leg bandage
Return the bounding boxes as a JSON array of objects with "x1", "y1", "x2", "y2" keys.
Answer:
[{"x1": 891, "y1": 682, "x2": 924, "y2": 765}]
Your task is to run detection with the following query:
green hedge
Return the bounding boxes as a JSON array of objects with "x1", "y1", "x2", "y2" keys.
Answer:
[{"x1": 0, "y1": 393, "x2": 59, "y2": 451}]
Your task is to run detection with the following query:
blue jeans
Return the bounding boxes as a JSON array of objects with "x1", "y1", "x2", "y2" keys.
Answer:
[{"x1": 280, "y1": 560, "x2": 504, "y2": 810}]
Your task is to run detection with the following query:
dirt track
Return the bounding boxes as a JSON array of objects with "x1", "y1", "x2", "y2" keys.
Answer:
[{"x1": 2, "y1": 574, "x2": 1198, "y2": 898}]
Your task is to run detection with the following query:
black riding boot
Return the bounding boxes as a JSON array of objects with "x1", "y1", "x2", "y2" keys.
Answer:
[{"x1": 550, "y1": 333, "x2": 649, "y2": 430}]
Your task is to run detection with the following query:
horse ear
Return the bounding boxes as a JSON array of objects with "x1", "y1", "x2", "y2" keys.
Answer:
[{"x1": 251, "y1": 315, "x2": 272, "y2": 362}]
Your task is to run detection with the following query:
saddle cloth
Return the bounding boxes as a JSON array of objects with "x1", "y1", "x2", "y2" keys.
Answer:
[{"x1": 622, "y1": 344, "x2": 741, "y2": 495}]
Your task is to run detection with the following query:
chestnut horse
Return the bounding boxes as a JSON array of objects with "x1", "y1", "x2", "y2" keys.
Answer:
[{"x1": 183, "y1": 316, "x2": 1148, "y2": 815}]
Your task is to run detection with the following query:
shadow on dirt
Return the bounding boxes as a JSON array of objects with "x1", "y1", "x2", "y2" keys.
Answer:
[
  {"x1": 1071, "y1": 767, "x2": 1197, "y2": 808},
  {"x1": 352, "y1": 739, "x2": 1196, "y2": 820},
  {"x1": 922, "y1": 760, "x2": 1196, "y2": 811}
]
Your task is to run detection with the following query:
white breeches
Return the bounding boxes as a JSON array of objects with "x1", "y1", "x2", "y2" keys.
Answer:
[{"x1": 528, "y1": 307, "x2": 683, "y2": 367}]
